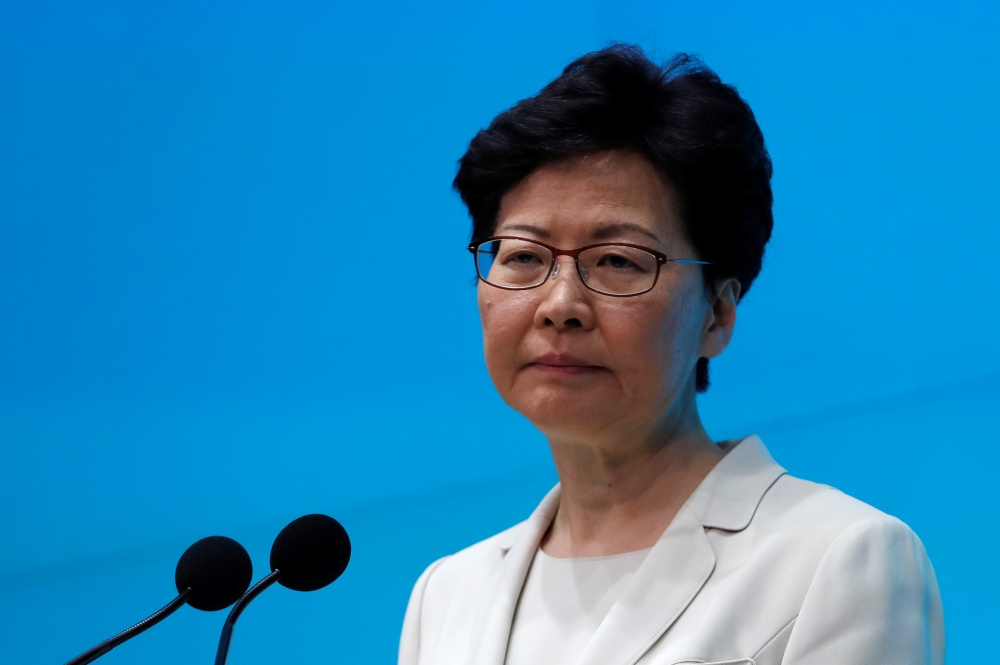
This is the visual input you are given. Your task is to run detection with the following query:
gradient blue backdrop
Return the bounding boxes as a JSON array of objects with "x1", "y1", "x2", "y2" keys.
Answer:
[{"x1": 2, "y1": 1, "x2": 998, "y2": 662}]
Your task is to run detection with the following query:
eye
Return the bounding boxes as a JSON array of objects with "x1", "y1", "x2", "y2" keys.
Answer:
[
  {"x1": 500, "y1": 249, "x2": 545, "y2": 266},
  {"x1": 596, "y1": 252, "x2": 640, "y2": 270},
  {"x1": 511, "y1": 252, "x2": 542, "y2": 264}
]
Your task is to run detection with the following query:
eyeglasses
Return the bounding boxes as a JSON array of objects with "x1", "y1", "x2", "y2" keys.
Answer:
[{"x1": 468, "y1": 236, "x2": 710, "y2": 297}]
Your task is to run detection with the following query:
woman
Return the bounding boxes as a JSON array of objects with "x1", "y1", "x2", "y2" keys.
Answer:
[{"x1": 400, "y1": 45, "x2": 943, "y2": 665}]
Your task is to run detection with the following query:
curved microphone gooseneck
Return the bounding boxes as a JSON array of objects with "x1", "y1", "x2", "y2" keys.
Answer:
[
  {"x1": 213, "y1": 514, "x2": 351, "y2": 665},
  {"x1": 64, "y1": 589, "x2": 193, "y2": 665},
  {"x1": 63, "y1": 535, "x2": 254, "y2": 665},
  {"x1": 213, "y1": 570, "x2": 282, "y2": 665}
]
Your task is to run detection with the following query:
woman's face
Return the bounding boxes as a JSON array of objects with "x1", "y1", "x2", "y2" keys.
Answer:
[{"x1": 478, "y1": 150, "x2": 732, "y2": 443}]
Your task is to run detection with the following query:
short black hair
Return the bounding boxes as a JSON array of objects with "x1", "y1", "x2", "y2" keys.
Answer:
[{"x1": 454, "y1": 44, "x2": 773, "y2": 392}]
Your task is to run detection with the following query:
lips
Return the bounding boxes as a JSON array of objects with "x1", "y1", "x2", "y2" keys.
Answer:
[{"x1": 528, "y1": 353, "x2": 604, "y2": 375}]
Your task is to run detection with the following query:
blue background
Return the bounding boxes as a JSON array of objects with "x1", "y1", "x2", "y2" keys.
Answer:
[{"x1": 1, "y1": 1, "x2": 998, "y2": 662}]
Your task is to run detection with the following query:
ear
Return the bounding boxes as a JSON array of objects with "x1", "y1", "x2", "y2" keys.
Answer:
[{"x1": 698, "y1": 278, "x2": 741, "y2": 360}]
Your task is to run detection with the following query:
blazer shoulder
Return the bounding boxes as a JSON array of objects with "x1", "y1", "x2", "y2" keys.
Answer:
[
  {"x1": 755, "y1": 473, "x2": 898, "y2": 536},
  {"x1": 424, "y1": 521, "x2": 523, "y2": 587},
  {"x1": 412, "y1": 520, "x2": 525, "y2": 617},
  {"x1": 399, "y1": 521, "x2": 528, "y2": 665},
  {"x1": 740, "y1": 472, "x2": 933, "y2": 577}
]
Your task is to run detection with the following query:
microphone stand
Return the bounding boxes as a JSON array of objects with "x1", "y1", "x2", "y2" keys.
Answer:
[
  {"x1": 63, "y1": 588, "x2": 192, "y2": 665},
  {"x1": 214, "y1": 570, "x2": 282, "y2": 665}
]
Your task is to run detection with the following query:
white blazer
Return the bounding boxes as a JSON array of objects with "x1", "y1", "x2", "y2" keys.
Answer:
[{"x1": 399, "y1": 436, "x2": 944, "y2": 665}]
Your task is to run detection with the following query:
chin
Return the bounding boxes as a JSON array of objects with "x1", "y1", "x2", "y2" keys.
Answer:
[{"x1": 509, "y1": 387, "x2": 621, "y2": 436}]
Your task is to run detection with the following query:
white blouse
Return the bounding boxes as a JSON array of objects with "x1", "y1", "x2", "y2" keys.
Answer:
[{"x1": 505, "y1": 548, "x2": 651, "y2": 665}]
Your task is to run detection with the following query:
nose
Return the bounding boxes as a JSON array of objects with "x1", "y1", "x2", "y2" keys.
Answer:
[{"x1": 533, "y1": 256, "x2": 596, "y2": 331}]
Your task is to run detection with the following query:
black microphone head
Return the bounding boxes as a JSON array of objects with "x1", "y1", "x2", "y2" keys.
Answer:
[
  {"x1": 175, "y1": 535, "x2": 254, "y2": 611},
  {"x1": 269, "y1": 514, "x2": 351, "y2": 592}
]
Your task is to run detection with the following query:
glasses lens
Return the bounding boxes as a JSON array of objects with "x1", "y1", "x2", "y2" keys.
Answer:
[
  {"x1": 476, "y1": 238, "x2": 552, "y2": 289},
  {"x1": 578, "y1": 245, "x2": 659, "y2": 295}
]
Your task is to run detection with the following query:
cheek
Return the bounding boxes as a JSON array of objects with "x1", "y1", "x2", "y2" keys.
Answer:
[
  {"x1": 603, "y1": 290, "x2": 706, "y2": 387},
  {"x1": 604, "y1": 305, "x2": 671, "y2": 372},
  {"x1": 652, "y1": 288, "x2": 710, "y2": 373},
  {"x1": 478, "y1": 288, "x2": 535, "y2": 378}
]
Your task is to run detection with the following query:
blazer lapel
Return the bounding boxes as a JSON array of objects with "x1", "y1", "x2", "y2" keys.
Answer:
[
  {"x1": 463, "y1": 485, "x2": 561, "y2": 665},
  {"x1": 577, "y1": 436, "x2": 787, "y2": 665},
  {"x1": 576, "y1": 503, "x2": 716, "y2": 665}
]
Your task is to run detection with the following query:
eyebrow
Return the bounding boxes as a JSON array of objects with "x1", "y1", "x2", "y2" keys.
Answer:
[
  {"x1": 589, "y1": 222, "x2": 663, "y2": 244},
  {"x1": 495, "y1": 221, "x2": 662, "y2": 245},
  {"x1": 495, "y1": 223, "x2": 552, "y2": 238}
]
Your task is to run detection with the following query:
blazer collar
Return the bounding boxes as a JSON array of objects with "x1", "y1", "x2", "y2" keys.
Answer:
[
  {"x1": 685, "y1": 434, "x2": 787, "y2": 530},
  {"x1": 468, "y1": 436, "x2": 786, "y2": 665}
]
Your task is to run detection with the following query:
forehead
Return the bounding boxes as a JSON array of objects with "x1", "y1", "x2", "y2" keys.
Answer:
[{"x1": 495, "y1": 150, "x2": 681, "y2": 246}]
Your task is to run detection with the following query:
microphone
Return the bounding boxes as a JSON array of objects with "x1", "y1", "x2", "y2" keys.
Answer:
[
  {"x1": 214, "y1": 514, "x2": 351, "y2": 665},
  {"x1": 64, "y1": 535, "x2": 254, "y2": 665}
]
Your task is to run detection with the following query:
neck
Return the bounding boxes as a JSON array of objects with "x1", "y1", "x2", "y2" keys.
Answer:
[{"x1": 541, "y1": 390, "x2": 725, "y2": 558}]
